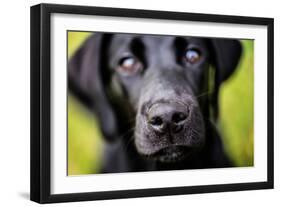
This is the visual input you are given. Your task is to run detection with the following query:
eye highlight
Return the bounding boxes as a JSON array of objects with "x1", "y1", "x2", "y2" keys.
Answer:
[
  {"x1": 117, "y1": 56, "x2": 143, "y2": 76},
  {"x1": 184, "y1": 48, "x2": 201, "y2": 64}
]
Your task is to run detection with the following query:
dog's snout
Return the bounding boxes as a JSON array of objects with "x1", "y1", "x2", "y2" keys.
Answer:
[{"x1": 147, "y1": 103, "x2": 188, "y2": 134}]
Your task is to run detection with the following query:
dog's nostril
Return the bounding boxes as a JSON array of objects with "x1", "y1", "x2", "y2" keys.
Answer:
[
  {"x1": 172, "y1": 112, "x2": 187, "y2": 124},
  {"x1": 149, "y1": 116, "x2": 163, "y2": 126}
]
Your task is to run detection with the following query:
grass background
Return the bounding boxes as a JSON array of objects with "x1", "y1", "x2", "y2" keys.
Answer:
[{"x1": 67, "y1": 31, "x2": 254, "y2": 175}]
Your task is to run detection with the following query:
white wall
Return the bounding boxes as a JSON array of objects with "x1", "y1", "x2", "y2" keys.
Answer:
[{"x1": 0, "y1": 0, "x2": 279, "y2": 206}]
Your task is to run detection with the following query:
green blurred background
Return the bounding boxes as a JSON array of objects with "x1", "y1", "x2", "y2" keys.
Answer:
[{"x1": 67, "y1": 31, "x2": 254, "y2": 175}]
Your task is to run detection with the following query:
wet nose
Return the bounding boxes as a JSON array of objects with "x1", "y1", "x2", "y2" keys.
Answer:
[{"x1": 147, "y1": 103, "x2": 189, "y2": 134}]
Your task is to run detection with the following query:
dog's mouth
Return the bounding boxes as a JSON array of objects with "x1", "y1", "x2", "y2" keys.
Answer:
[{"x1": 148, "y1": 146, "x2": 194, "y2": 163}]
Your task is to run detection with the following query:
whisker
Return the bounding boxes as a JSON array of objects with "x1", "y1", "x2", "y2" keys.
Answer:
[
  {"x1": 124, "y1": 117, "x2": 136, "y2": 125},
  {"x1": 195, "y1": 90, "x2": 212, "y2": 99},
  {"x1": 123, "y1": 135, "x2": 135, "y2": 152},
  {"x1": 119, "y1": 126, "x2": 135, "y2": 139}
]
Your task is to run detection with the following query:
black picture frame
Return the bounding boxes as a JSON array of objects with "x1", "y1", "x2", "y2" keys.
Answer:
[{"x1": 30, "y1": 3, "x2": 274, "y2": 204}]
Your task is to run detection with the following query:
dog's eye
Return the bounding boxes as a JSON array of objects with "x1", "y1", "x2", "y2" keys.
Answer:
[
  {"x1": 117, "y1": 56, "x2": 143, "y2": 76},
  {"x1": 184, "y1": 49, "x2": 201, "y2": 64}
]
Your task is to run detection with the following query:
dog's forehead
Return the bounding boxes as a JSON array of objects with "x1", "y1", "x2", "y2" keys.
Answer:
[{"x1": 110, "y1": 34, "x2": 207, "y2": 48}]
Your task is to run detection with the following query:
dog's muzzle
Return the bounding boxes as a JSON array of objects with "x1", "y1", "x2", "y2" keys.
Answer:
[{"x1": 134, "y1": 69, "x2": 205, "y2": 162}]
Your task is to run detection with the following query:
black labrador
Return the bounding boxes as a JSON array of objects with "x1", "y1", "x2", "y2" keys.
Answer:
[{"x1": 68, "y1": 33, "x2": 242, "y2": 173}]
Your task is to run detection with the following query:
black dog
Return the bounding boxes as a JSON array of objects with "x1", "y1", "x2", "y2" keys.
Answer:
[{"x1": 68, "y1": 33, "x2": 242, "y2": 173}]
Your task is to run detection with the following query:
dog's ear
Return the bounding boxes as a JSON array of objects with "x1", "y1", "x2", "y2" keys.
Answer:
[
  {"x1": 210, "y1": 39, "x2": 242, "y2": 119},
  {"x1": 68, "y1": 33, "x2": 118, "y2": 142}
]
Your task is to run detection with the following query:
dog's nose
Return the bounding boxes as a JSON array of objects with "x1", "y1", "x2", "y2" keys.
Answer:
[{"x1": 147, "y1": 103, "x2": 188, "y2": 134}]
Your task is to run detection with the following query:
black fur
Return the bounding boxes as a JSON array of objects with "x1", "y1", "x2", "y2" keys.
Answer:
[{"x1": 68, "y1": 33, "x2": 242, "y2": 173}]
